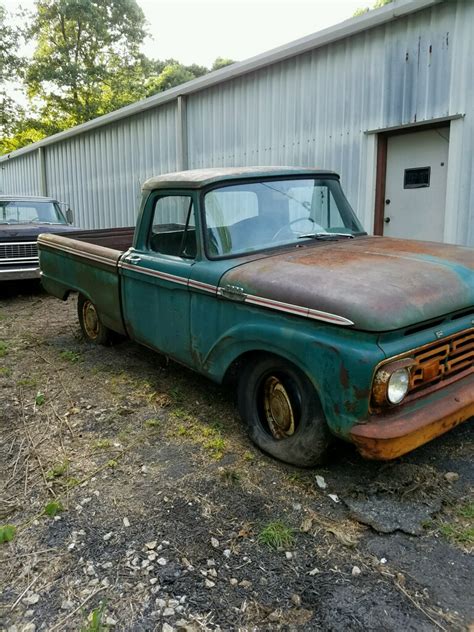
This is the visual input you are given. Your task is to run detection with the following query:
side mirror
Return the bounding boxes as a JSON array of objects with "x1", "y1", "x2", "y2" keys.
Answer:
[{"x1": 66, "y1": 208, "x2": 74, "y2": 224}]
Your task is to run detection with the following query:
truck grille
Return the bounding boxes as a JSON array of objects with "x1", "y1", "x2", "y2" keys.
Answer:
[
  {"x1": 0, "y1": 241, "x2": 38, "y2": 263},
  {"x1": 410, "y1": 328, "x2": 474, "y2": 392}
]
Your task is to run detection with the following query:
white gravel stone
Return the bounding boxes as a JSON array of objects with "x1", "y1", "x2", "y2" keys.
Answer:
[
  {"x1": 23, "y1": 594, "x2": 40, "y2": 605},
  {"x1": 146, "y1": 540, "x2": 157, "y2": 549},
  {"x1": 148, "y1": 552, "x2": 157, "y2": 561},
  {"x1": 22, "y1": 624, "x2": 36, "y2": 632},
  {"x1": 205, "y1": 579, "x2": 215, "y2": 588},
  {"x1": 285, "y1": 551, "x2": 293, "y2": 560},
  {"x1": 105, "y1": 617, "x2": 117, "y2": 626},
  {"x1": 103, "y1": 532, "x2": 114, "y2": 541},
  {"x1": 156, "y1": 598, "x2": 167, "y2": 608},
  {"x1": 352, "y1": 566, "x2": 362, "y2": 577},
  {"x1": 163, "y1": 607, "x2": 175, "y2": 617},
  {"x1": 223, "y1": 549, "x2": 231, "y2": 558},
  {"x1": 61, "y1": 600, "x2": 74, "y2": 610},
  {"x1": 211, "y1": 537, "x2": 219, "y2": 548},
  {"x1": 162, "y1": 624, "x2": 174, "y2": 632},
  {"x1": 123, "y1": 517, "x2": 130, "y2": 528},
  {"x1": 150, "y1": 578, "x2": 158, "y2": 585},
  {"x1": 157, "y1": 558, "x2": 167, "y2": 566},
  {"x1": 230, "y1": 578, "x2": 238, "y2": 586}
]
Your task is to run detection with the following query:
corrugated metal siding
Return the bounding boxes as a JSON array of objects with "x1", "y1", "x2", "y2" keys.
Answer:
[
  {"x1": 0, "y1": 151, "x2": 40, "y2": 195},
  {"x1": 187, "y1": 1, "x2": 471, "y2": 237},
  {"x1": 44, "y1": 103, "x2": 178, "y2": 228},
  {"x1": 0, "y1": 0, "x2": 472, "y2": 244}
]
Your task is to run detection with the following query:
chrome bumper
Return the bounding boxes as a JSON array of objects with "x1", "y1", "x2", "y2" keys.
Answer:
[{"x1": 0, "y1": 266, "x2": 41, "y2": 281}]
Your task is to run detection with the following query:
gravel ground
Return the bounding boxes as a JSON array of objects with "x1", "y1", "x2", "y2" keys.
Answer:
[{"x1": 0, "y1": 282, "x2": 473, "y2": 632}]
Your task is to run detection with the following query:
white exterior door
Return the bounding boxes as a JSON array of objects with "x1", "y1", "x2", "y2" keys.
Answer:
[{"x1": 383, "y1": 127, "x2": 449, "y2": 241}]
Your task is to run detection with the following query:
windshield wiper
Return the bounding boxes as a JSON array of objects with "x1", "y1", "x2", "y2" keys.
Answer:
[{"x1": 297, "y1": 232, "x2": 354, "y2": 240}]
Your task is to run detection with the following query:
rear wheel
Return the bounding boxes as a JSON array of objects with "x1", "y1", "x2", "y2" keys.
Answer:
[
  {"x1": 77, "y1": 294, "x2": 113, "y2": 345},
  {"x1": 237, "y1": 355, "x2": 331, "y2": 467}
]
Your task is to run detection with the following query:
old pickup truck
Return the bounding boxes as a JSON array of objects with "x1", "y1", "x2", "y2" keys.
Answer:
[{"x1": 38, "y1": 167, "x2": 474, "y2": 466}]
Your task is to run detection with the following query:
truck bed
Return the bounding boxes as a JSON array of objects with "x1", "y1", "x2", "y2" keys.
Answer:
[{"x1": 38, "y1": 228, "x2": 135, "y2": 336}]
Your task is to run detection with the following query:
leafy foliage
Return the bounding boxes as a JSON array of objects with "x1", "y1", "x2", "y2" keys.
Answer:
[
  {"x1": 258, "y1": 521, "x2": 294, "y2": 549},
  {"x1": 44, "y1": 500, "x2": 64, "y2": 516}
]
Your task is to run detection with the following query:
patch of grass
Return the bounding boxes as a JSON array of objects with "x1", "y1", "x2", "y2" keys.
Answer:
[
  {"x1": 0, "y1": 367, "x2": 11, "y2": 377},
  {"x1": 0, "y1": 341, "x2": 8, "y2": 357},
  {"x1": 258, "y1": 521, "x2": 294, "y2": 550},
  {"x1": 93, "y1": 439, "x2": 111, "y2": 450},
  {"x1": 439, "y1": 502, "x2": 474, "y2": 548},
  {"x1": 243, "y1": 451, "x2": 255, "y2": 462},
  {"x1": 204, "y1": 436, "x2": 226, "y2": 460},
  {"x1": 44, "y1": 501, "x2": 63, "y2": 517},
  {"x1": 81, "y1": 602, "x2": 108, "y2": 632},
  {"x1": 65, "y1": 477, "x2": 80, "y2": 488},
  {"x1": 144, "y1": 418, "x2": 160, "y2": 428},
  {"x1": 107, "y1": 459, "x2": 118, "y2": 468},
  {"x1": 0, "y1": 524, "x2": 16, "y2": 543},
  {"x1": 46, "y1": 460, "x2": 69, "y2": 480},
  {"x1": 17, "y1": 376, "x2": 37, "y2": 387},
  {"x1": 60, "y1": 349, "x2": 82, "y2": 363}
]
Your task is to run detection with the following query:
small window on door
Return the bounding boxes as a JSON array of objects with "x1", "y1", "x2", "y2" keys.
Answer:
[
  {"x1": 149, "y1": 195, "x2": 196, "y2": 258},
  {"x1": 404, "y1": 167, "x2": 431, "y2": 189}
]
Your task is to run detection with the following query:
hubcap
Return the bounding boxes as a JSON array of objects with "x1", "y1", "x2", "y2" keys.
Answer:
[
  {"x1": 263, "y1": 376, "x2": 295, "y2": 439},
  {"x1": 83, "y1": 301, "x2": 100, "y2": 339}
]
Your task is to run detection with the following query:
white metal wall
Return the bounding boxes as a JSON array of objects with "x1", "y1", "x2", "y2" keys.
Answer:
[{"x1": 0, "y1": 0, "x2": 472, "y2": 244}]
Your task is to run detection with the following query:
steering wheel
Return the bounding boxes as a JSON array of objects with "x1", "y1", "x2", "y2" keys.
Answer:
[{"x1": 271, "y1": 217, "x2": 323, "y2": 241}]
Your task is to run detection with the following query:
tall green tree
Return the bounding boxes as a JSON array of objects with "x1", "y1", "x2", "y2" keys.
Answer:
[
  {"x1": 0, "y1": 2, "x2": 23, "y2": 143},
  {"x1": 26, "y1": 0, "x2": 149, "y2": 130}
]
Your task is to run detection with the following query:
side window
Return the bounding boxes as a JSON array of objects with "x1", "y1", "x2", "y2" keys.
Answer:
[{"x1": 149, "y1": 195, "x2": 196, "y2": 258}]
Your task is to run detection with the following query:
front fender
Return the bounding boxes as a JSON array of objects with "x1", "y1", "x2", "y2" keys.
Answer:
[{"x1": 197, "y1": 318, "x2": 383, "y2": 437}]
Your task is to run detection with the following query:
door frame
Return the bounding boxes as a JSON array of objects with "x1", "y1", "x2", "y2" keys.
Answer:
[{"x1": 371, "y1": 115, "x2": 462, "y2": 236}]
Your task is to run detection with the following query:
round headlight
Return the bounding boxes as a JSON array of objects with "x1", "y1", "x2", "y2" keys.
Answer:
[{"x1": 387, "y1": 368, "x2": 410, "y2": 404}]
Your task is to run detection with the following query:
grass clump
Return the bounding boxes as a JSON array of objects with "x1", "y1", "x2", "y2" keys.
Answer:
[
  {"x1": 0, "y1": 367, "x2": 11, "y2": 377},
  {"x1": 439, "y1": 502, "x2": 474, "y2": 548},
  {"x1": 258, "y1": 521, "x2": 294, "y2": 549},
  {"x1": 0, "y1": 524, "x2": 16, "y2": 543},
  {"x1": 60, "y1": 349, "x2": 82, "y2": 363},
  {"x1": 0, "y1": 341, "x2": 8, "y2": 357},
  {"x1": 46, "y1": 460, "x2": 69, "y2": 480},
  {"x1": 93, "y1": 438, "x2": 111, "y2": 450},
  {"x1": 144, "y1": 418, "x2": 160, "y2": 428},
  {"x1": 44, "y1": 501, "x2": 63, "y2": 517}
]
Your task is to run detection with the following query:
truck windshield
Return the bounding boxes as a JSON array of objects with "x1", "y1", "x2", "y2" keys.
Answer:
[
  {"x1": 203, "y1": 177, "x2": 365, "y2": 257},
  {"x1": 0, "y1": 201, "x2": 67, "y2": 225}
]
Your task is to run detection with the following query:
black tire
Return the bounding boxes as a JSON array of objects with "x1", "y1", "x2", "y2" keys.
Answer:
[
  {"x1": 77, "y1": 294, "x2": 114, "y2": 345},
  {"x1": 237, "y1": 355, "x2": 331, "y2": 467}
]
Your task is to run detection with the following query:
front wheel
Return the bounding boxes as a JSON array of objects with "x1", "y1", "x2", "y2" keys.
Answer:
[
  {"x1": 237, "y1": 355, "x2": 331, "y2": 467},
  {"x1": 77, "y1": 294, "x2": 114, "y2": 345}
]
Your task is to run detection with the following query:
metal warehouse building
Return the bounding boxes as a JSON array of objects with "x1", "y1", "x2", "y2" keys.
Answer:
[{"x1": 1, "y1": 0, "x2": 473, "y2": 246}]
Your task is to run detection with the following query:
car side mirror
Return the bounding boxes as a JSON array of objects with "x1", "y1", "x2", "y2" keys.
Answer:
[{"x1": 66, "y1": 208, "x2": 74, "y2": 224}]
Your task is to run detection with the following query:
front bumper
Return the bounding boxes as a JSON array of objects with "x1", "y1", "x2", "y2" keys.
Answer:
[
  {"x1": 350, "y1": 373, "x2": 473, "y2": 460},
  {"x1": 0, "y1": 266, "x2": 40, "y2": 281}
]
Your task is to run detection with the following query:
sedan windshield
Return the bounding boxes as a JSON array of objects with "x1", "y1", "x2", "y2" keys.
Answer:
[
  {"x1": 203, "y1": 178, "x2": 365, "y2": 257},
  {"x1": 0, "y1": 201, "x2": 67, "y2": 225}
]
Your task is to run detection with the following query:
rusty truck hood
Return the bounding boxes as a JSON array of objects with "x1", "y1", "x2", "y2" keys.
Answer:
[{"x1": 220, "y1": 236, "x2": 474, "y2": 331}]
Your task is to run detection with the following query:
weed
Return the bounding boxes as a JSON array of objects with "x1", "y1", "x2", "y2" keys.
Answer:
[
  {"x1": 220, "y1": 468, "x2": 240, "y2": 484},
  {"x1": 177, "y1": 425, "x2": 188, "y2": 436},
  {"x1": 65, "y1": 477, "x2": 80, "y2": 488},
  {"x1": 243, "y1": 451, "x2": 254, "y2": 462},
  {"x1": 35, "y1": 392, "x2": 45, "y2": 406},
  {"x1": 60, "y1": 349, "x2": 82, "y2": 363},
  {"x1": 258, "y1": 521, "x2": 294, "y2": 549},
  {"x1": 0, "y1": 367, "x2": 11, "y2": 377},
  {"x1": 44, "y1": 501, "x2": 63, "y2": 517},
  {"x1": 144, "y1": 418, "x2": 160, "y2": 428},
  {"x1": 0, "y1": 524, "x2": 16, "y2": 543},
  {"x1": 81, "y1": 602, "x2": 108, "y2": 632},
  {"x1": 46, "y1": 460, "x2": 69, "y2": 480},
  {"x1": 0, "y1": 341, "x2": 8, "y2": 357},
  {"x1": 107, "y1": 459, "x2": 118, "y2": 468},
  {"x1": 93, "y1": 439, "x2": 111, "y2": 450}
]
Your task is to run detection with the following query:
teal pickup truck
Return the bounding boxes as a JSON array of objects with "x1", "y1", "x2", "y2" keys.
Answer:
[{"x1": 38, "y1": 167, "x2": 474, "y2": 466}]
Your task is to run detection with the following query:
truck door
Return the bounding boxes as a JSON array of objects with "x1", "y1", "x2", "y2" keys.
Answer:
[{"x1": 120, "y1": 191, "x2": 197, "y2": 363}]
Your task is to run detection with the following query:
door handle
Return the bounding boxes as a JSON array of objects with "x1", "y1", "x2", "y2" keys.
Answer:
[
  {"x1": 384, "y1": 217, "x2": 391, "y2": 224},
  {"x1": 126, "y1": 254, "x2": 141, "y2": 264}
]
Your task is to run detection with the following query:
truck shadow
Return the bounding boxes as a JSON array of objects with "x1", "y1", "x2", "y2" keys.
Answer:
[{"x1": 0, "y1": 279, "x2": 44, "y2": 299}]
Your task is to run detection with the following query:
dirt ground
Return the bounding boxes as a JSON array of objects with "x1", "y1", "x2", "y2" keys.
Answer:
[{"x1": 0, "y1": 282, "x2": 472, "y2": 632}]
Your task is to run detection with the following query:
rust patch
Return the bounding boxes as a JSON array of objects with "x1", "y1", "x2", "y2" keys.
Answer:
[
  {"x1": 350, "y1": 375, "x2": 474, "y2": 460},
  {"x1": 339, "y1": 365, "x2": 350, "y2": 389}
]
